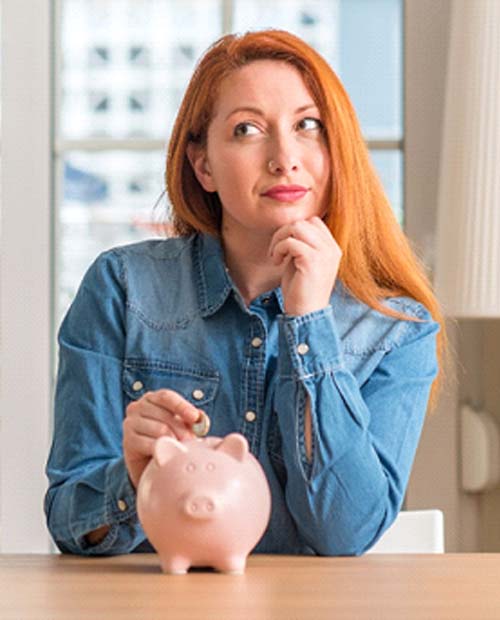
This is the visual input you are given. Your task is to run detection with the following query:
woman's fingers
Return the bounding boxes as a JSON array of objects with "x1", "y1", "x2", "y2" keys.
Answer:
[
  {"x1": 309, "y1": 215, "x2": 338, "y2": 243},
  {"x1": 123, "y1": 388, "x2": 201, "y2": 488},
  {"x1": 269, "y1": 219, "x2": 320, "y2": 256},
  {"x1": 145, "y1": 389, "x2": 201, "y2": 426},
  {"x1": 123, "y1": 432, "x2": 157, "y2": 459},
  {"x1": 268, "y1": 217, "x2": 342, "y2": 316},
  {"x1": 269, "y1": 217, "x2": 336, "y2": 265},
  {"x1": 128, "y1": 414, "x2": 170, "y2": 439},
  {"x1": 271, "y1": 237, "x2": 312, "y2": 267},
  {"x1": 125, "y1": 389, "x2": 200, "y2": 442}
]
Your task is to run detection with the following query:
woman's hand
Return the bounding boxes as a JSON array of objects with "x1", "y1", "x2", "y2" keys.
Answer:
[
  {"x1": 269, "y1": 216, "x2": 342, "y2": 316},
  {"x1": 123, "y1": 389, "x2": 201, "y2": 489}
]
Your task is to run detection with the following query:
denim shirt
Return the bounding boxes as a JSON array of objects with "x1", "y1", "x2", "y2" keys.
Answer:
[{"x1": 44, "y1": 233, "x2": 439, "y2": 557}]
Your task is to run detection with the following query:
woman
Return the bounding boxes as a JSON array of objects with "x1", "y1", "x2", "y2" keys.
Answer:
[{"x1": 45, "y1": 29, "x2": 444, "y2": 556}]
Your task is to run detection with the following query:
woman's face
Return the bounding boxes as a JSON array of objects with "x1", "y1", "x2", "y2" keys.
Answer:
[{"x1": 188, "y1": 60, "x2": 331, "y2": 239}]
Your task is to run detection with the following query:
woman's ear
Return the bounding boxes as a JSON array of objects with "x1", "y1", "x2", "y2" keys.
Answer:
[{"x1": 186, "y1": 142, "x2": 217, "y2": 192}]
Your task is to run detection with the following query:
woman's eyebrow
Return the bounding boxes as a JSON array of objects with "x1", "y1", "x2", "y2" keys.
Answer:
[{"x1": 225, "y1": 103, "x2": 318, "y2": 121}]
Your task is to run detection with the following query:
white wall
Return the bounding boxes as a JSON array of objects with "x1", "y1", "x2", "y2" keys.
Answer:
[
  {"x1": 0, "y1": 0, "x2": 53, "y2": 552},
  {"x1": 404, "y1": 0, "x2": 479, "y2": 552}
]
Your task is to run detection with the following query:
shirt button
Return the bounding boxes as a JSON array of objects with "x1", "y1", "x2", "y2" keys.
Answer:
[
  {"x1": 297, "y1": 343, "x2": 310, "y2": 355},
  {"x1": 251, "y1": 337, "x2": 263, "y2": 348},
  {"x1": 192, "y1": 389, "x2": 205, "y2": 400},
  {"x1": 245, "y1": 410, "x2": 257, "y2": 422},
  {"x1": 262, "y1": 296, "x2": 271, "y2": 305},
  {"x1": 132, "y1": 380, "x2": 143, "y2": 391},
  {"x1": 117, "y1": 499, "x2": 128, "y2": 512}
]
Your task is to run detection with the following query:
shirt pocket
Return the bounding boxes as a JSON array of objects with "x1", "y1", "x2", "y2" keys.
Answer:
[{"x1": 122, "y1": 360, "x2": 219, "y2": 415}]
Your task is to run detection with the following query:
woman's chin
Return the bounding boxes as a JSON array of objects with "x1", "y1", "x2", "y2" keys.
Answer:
[
  {"x1": 222, "y1": 206, "x2": 323, "y2": 238},
  {"x1": 262, "y1": 207, "x2": 319, "y2": 228}
]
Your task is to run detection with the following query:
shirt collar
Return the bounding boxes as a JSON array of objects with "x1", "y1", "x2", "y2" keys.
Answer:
[
  {"x1": 195, "y1": 233, "x2": 288, "y2": 317},
  {"x1": 195, "y1": 233, "x2": 233, "y2": 317},
  {"x1": 194, "y1": 233, "x2": 347, "y2": 316}
]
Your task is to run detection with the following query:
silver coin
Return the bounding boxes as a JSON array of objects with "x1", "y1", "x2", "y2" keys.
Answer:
[{"x1": 192, "y1": 410, "x2": 210, "y2": 437}]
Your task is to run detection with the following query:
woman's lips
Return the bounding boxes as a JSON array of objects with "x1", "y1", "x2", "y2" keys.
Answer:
[{"x1": 262, "y1": 186, "x2": 309, "y2": 203}]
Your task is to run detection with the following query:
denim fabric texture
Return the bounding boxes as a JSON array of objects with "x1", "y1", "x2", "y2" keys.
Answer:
[{"x1": 44, "y1": 233, "x2": 440, "y2": 556}]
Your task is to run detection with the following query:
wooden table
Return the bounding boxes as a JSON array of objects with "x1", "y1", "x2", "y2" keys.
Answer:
[{"x1": 0, "y1": 553, "x2": 499, "y2": 619}]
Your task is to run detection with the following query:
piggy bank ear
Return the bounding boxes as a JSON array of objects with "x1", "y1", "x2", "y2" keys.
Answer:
[
  {"x1": 154, "y1": 436, "x2": 188, "y2": 467},
  {"x1": 216, "y1": 433, "x2": 249, "y2": 462}
]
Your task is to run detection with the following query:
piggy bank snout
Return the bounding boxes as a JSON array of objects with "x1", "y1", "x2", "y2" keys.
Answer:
[{"x1": 182, "y1": 494, "x2": 219, "y2": 520}]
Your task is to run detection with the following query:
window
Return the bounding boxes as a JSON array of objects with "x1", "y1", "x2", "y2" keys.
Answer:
[{"x1": 56, "y1": 0, "x2": 403, "y2": 326}]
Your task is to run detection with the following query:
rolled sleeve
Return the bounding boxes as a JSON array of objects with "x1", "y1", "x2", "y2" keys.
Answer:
[
  {"x1": 274, "y1": 302, "x2": 439, "y2": 556},
  {"x1": 278, "y1": 307, "x2": 343, "y2": 378},
  {"x1": 48, "y1": 457, "x2": 143, "y2": 555},
  {"x1": 44, "y1": 250, "x2": 147, "y2": 555}
]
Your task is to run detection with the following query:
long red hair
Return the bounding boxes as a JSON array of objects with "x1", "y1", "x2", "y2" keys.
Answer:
[{"x1": 166, "y1": 29, "x2": 446, "y2": 408}]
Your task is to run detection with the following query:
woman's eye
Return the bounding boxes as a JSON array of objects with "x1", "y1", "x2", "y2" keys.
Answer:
[
  {"x1": 297, "y1": 117, "x2": 323, "y2": 131},
  {"x1": 233, "y1": 122, "x2": 260, "y2": 137},
  {"x1": 233, "y1": 118, "x2": 322, "y2": 137}
]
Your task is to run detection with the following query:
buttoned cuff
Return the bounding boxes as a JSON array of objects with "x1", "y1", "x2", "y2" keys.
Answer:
[
  {"x1": 278, "y1": 306, "x2": 344, "y2": 379},
  {"x1": 74, "y1": 458, "x2": 141, "y2": 554},
  {"x1": 105, "y1": 457, "x2": 138, "y2": 522}
]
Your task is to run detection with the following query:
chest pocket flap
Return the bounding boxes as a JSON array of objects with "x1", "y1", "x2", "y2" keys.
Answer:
[{"x1": 123, "y1": 361, "x2": 219, "y2": 409}]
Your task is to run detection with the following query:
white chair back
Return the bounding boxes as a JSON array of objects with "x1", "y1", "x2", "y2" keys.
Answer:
[{"x1": 367, "y1": 509, "x2": 444, "y2": 554}]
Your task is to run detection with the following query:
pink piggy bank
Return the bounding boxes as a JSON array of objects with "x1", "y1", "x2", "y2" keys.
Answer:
[{"x1": 136, "y1": 433, "x2": 271, "y2": 574}]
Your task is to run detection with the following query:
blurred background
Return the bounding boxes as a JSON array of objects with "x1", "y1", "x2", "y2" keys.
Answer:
[
  {"x1": 2, "y1": 0, "x2": 499, "y2": 555},
  {"x1": 54, "y1": 0, "x2": 403, "y2": 328}
]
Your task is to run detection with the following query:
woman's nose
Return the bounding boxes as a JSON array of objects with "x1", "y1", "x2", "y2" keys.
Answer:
[
  {"x1": 267, "y1": 135, "x2": 300, "y2": 175},
  {"x1": 267, "y1": 158, "x2": 299, "y2": 175}
]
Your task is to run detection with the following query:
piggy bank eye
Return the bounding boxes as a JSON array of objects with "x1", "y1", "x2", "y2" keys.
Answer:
[
  {"x1": 186, "y1": 462, "x2": 196, "y2": 473},
  {"x1": 206, "y1": 462, "x2": 215, "y2": 471}
]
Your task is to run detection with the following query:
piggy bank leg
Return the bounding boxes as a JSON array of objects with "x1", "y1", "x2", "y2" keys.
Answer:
[
  {"x1": 160, "y1": 554, "x2": 191, "y2": 575},
  {"x1": 216, "y1": 555, "x2": 247, "y2": 575}
]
